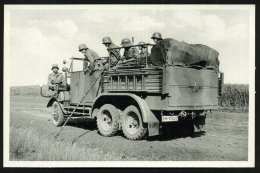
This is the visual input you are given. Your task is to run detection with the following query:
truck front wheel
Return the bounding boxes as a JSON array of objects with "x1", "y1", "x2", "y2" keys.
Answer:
[
  {"x1": 97, "y1": 104, "x2": 120, "y2": 137},
  {"x1": 122, "y1": 105, "x2": 147, "y2": 140},
  {"x1": 52, "y1": 101, "x2": 65, "y2": 126}
]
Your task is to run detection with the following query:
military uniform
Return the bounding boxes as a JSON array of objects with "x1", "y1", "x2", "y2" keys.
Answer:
[
  {"x1": 47, "y1": 72, "x2": 66, "y2": 90},
  {"x1": 107, "y1": 43, "x2": 121, "y2": 66},
  {"x1": 82, "y1": 48, "x2": 102, "y2": 70},
  {"x1": 122, "y1": 47, "x2": 140, "y2": 60},
  {"x1": 139, "y1": 50, "x2": 151, "y2": 65}
]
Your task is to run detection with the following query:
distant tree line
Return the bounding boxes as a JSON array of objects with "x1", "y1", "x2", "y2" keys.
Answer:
[{"x1": 10, "y1": 85, "x2": 41, "y2": 96}]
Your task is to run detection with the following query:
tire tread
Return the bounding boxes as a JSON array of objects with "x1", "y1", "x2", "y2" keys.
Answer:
[
  {"x1": 122, "y1": 105, "x2": 147, "y2": 140},
  {"x1": 97, "y1": 104, "x2": 120, "y2": 137}
]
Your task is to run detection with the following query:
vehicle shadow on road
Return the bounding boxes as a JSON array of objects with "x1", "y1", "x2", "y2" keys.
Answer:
[
  {"x1": 65, "y1": 120, "x2": 206, "y2": 141},
  {"x1": 66, "y1": 119, "x2": 97, "y2": 130}
]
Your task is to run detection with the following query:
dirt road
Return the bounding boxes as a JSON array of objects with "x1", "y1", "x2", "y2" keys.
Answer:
[{"x1": 10, "y1": 96, "x2": 248, "y2": 161}]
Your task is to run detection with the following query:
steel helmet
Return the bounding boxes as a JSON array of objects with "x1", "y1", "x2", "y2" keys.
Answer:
[
  {"x1": 62, "y1": 67, "x2": 68, "y2": 72},
  {"x1": 138, "y1": 41, "x2": 147, "y2": 48},
  {"x1": 78, "y1": 44, "x2": 88, "y2": 52},
  {"x1": 121, "y1": 38, "x2": 132, "y2": 47},
  {"x1": 51, "y1": 64, "x2": 59, "y2": 70},
  {"x1": 151, "y1": 32, "x2": 163, "y2": 40},
  {"x1": 102, "y1": 37, "x2": 112, "y2": 44}
]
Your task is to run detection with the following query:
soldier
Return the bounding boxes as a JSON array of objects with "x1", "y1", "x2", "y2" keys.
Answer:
[
  {"x1": 120, "y1": 38, "x2": 140, "y2": 62},
  {"x1": 138, "y1": 41, "x2": 151, "y2": 66},
  {"x1": 78, "y1": 44, "x2": 103, "y2": 71},
  {"x1": 102, "y1": 37, "x2": 121, "y2": 67},
  {"x1": 151, "y1": 32, "x2": 163, "y2": 44},
  {"x1": 47, "y1": 64, "x2": 66, "y2": 92}
]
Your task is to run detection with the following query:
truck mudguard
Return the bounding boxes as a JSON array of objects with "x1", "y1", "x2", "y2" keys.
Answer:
[{"x1": 47, "y1": 97, "x2": 58, "y2": 108}]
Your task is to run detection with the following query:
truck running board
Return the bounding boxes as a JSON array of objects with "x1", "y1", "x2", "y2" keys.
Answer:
[{"x1": 64, "y1": 106, "x2": 91, "y2": 117}]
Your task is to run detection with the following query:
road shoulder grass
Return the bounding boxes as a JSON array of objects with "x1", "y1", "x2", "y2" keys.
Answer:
[{"x1": 10, "y1": 125, "x2": 128, "y2": 161}]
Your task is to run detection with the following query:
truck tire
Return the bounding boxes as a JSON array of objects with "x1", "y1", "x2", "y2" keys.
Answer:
[
  {"x1": 122, "y1": 105, "x2": 147, "y2": 140},
  {"x1": 52, "y1": 101, "x2": 65, "y2": 126},
  {"x1": 97, "y1": 104, "x2": 120, "y2": 137},
  {"x1": 92, "y1": 108, "x2": 100, "y2": 119}
]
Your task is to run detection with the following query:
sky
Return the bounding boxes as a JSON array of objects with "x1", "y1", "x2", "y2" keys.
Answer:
[{"x1": 4, "y1": 5, "x2": 254, "y2": 86}]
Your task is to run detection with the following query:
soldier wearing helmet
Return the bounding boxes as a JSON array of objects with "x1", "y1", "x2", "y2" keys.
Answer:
[
  {"x1": 102, "y1": 37, "x2": 121, "y2": 67},
  {"x1": 78, "y1": 44, "x2": 102, "y2": 71},
  {"x1": 47, "y1": 64, "x2": 66, "y2": 92},
  {"x1": 138, "y1": 41, "x2": 151, "y2": 66},
  {"x1": 120, "y1": 38, "x2": 140, "y2": 62},
  {"x1": 151, "y1": 32, "x2": 163, "y2": 44}
]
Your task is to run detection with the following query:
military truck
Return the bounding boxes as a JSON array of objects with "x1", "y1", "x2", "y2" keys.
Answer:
[{"x1": 43, "y1": 43, "x2": 224, "y2": 140}]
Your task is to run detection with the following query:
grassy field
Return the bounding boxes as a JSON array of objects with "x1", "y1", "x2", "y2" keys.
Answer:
[{"x1": 9, "y1": 125, "x2": 126, "y2": 161}]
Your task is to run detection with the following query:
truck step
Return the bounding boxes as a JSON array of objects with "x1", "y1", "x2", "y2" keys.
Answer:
[
  {"x1": 64, "y1": 106, "x2": 91, "y2": 110},
  {"x1": 65, "y1": 112, "x2": 90, "y2": 116},
  {"x1": 66, "y1": 116, "x2": 95, "y2": 121}
]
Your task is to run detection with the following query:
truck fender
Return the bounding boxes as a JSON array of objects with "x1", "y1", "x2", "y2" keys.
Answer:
[
  {"x1": 92, "y1": 93, "x2": 160, "y2": 136},
  {"x1": 47, "y1": 97, "x2": 57, "y2": 107},
  {"x1": 47, "y1": 98, "x2": 67, "y2": 115}
]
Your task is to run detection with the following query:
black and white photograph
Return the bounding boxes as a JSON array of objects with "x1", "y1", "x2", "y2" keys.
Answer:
[{"x1": 3, "y1": 5, "x2": 255, "y2": 167}]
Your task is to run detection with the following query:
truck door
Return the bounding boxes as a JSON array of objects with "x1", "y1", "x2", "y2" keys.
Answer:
[{"x1": 70, "y1": 70, "x2": 102, "y2": 105}]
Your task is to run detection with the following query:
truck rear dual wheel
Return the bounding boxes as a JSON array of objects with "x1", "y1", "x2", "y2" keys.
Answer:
[
  {"x1": 97, "y1": 104, "x2": 120, "y2": 137},
  {"x1": 122, "y1": 105, "x2": 147, "y2": 140},
  {"x1": 52, "y1": 101, "x2": 65, "y2": 126}
]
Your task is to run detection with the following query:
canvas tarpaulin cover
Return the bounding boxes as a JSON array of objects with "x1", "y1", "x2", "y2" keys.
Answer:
[{"x1": 150, "y1": 38, "x2": 219, "y2": 70}]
